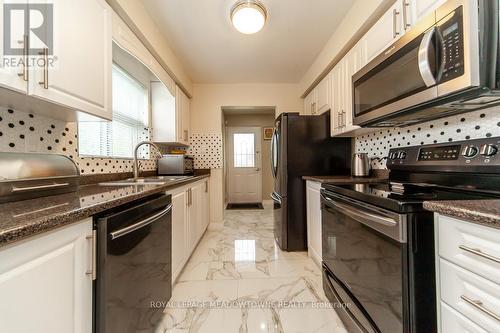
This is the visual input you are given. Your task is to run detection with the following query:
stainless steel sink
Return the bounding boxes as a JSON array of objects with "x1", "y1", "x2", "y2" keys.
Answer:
[{"x1": 98, "y1": 176, "x2": 194, "y2": 186}]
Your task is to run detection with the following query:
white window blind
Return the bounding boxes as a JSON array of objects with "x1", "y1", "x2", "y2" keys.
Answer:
[
  {"x1": 78, "y1": 65, "x2": 149, "y2": 158},
  {"x1": 233, "y1": 133, "x2": 255, "y2": 168}
]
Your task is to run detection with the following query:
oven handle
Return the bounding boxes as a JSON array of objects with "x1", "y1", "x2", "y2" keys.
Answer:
[
  {"x1": 322, "y1": 268, "x2": 381, "y2": 333},
  {"x1": 322, "y1": 193, "x2": 397, "y2": 227},
  {"x1": 418, "y1": 27, "x2": 437, "y2": 87},
  {"x1": 271, "y1": 192, "x2": 282, "y2": 204},
  {"x1": 109, "y1": 204, "x2": 172, "y2": 240}
]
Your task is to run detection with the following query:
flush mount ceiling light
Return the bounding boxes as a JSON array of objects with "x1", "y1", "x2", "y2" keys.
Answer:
[{"x1": 230, "y1": 0, "x2": 267, "y2": 34}]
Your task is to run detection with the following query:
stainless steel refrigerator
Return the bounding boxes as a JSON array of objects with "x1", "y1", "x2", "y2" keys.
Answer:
[{"x1": 270, "y1": 112, "x2": 351, "y2": 251}]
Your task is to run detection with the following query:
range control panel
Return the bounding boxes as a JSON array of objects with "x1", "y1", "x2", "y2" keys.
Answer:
[{"x1": 387, "y1": 137, "x2": 500, "y2": 171}]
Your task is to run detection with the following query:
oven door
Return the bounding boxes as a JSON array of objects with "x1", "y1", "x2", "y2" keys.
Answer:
[{"x1": 321, "y1": 190, "x2": 408, "y2": 333}]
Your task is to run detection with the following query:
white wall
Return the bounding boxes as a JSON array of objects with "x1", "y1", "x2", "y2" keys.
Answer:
[
  {"x1": 299, "y1": 0, "x2": 392, "y2": 96},
  {"x1": 191, "y1": 83, "x2": 302, "y2": 226}
]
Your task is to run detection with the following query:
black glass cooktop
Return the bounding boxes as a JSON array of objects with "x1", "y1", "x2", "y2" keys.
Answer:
[{"x1": 322, "y1": 182, "x2": 499, "y2": 213}]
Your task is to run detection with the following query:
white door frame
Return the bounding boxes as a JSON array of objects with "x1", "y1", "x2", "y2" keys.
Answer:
[{"x1": 226, "y1": 126, "x2": 263, "y2": 204}]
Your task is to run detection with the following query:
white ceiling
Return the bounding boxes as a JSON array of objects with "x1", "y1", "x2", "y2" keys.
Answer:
[{"x1": 142, "y1": 0, "x2": 354, "y2": 84}]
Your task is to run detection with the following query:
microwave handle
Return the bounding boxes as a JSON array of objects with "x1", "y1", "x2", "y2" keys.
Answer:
[{"x1": 418, "y1": 27, "x2": 437, "y2": 87}]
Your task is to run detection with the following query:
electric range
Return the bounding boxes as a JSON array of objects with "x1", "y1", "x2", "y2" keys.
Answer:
[{"x1": 321, "y1": 137, "x2": 500, "y2": 333}]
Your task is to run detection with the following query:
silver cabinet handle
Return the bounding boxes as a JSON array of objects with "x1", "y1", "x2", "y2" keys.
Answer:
[
  {"x1": 110, "y1": 204, "x2": 172, "y2": 240},
  {"x1": 38, "y1": 48, "x2": 49, "y2": 89},
  {"x1": 17, "y1": 34, "x2": 29, "y2": 81},
  {"x1": 205, "y1": 181, "x2": 209, "y2": 193},
  {"x1": 402, "y1": 0, "x2": 411, "y2": 30},
  {"x1": 459, "y1": 245, "x2": 500, "y2": 264},
  {"x1": 418, "y1": 27, "x2": 437, "y2": 87},
  {"x1": 12, "y1": 182, "x2": 70, "y2": 192},
  {"x1": 461, "y1": 295, "x2": 500, "y2": 322},
  {"x1": 393, "y1": 9, "x2": 400, "y2": 38},
  {"x1": 85, "y1": 230, "x2": 97, "y2": 280}
]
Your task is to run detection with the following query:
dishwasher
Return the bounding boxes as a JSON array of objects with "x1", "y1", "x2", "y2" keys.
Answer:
[{"x1": 94, "y1": 193, "x2": 172, "y2": 333}]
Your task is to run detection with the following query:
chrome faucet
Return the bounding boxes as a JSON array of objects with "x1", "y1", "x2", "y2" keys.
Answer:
[{"x1": 133, "y1": 141, "x2": 162, "y2": 181}]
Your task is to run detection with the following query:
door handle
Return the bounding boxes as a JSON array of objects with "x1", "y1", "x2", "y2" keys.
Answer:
[
  {"x1": 459, "y1": 245, "x2": 500, "y2": 264},
  {"x1": 38, "y1": 48, "x2": 49, "y2": 89},
  {"x1": 110, "y1": 204, "x2": 172, "y2": 240},
  {"x1": 461, "y1": 295, "x2": 500, "y2": 322},
  {"x1": 393, "y1": 9, "x2": 400, "y2": 38},
  {"x1": 255, "y1": 168, "x2": 261, "y2": 171},
  {"x1": 402, "y1": 0, "x2": 411, "y2": 30},
  {"x1": 17, "y1": 34, "x2": 28, "y2": 81},
  {"x1": 85, "y1": 230, "x2": 97, "y2": 281},
  {"x1": 418, "y1": 27, "x2": 437, "y2": 87}
]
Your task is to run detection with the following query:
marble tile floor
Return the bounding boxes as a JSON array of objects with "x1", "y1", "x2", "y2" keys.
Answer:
[{"x1": 157, "y1": 207, "x2": 348, "y2": 333}]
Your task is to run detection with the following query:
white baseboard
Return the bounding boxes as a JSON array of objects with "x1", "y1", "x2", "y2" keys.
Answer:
[
  {"x1": 262, "y1": 200, "x2": 273, "y2": 208},
  {"x1": 308, "y1": 248, "x2": 322, "y2": 269},
  {"x1": 208, "y1": 222, "x2": 224, "y2": 231}
]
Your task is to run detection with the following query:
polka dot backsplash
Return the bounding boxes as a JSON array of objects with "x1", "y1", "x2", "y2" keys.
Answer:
[
  {"x1": 355, "y1": 108, "x2": 500, "y2": 169},
  {"x1": 188, "y1": 134, "x2": 223, "y2": 169},
  {"x1": 0, "y1": 107, "x2": 157, "y2": 175}
]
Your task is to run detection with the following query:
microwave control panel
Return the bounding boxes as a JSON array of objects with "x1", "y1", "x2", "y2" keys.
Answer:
[{"x1": 437, "y1": 6, "x2": 464, "y2": 83}]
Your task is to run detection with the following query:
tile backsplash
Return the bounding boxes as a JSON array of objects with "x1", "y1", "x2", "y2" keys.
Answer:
[
  {"x1": 188, "y1": 134, "x2": 223, "y2": 169},
  {"x1": 0, "y1": 108, "x2": 156, "y2": 175},
  {"x1": 355, "y1": 108, "x2": 500, "y2": 169}
]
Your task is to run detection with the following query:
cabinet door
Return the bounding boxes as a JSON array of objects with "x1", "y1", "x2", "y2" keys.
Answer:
[
  {"x1": 303, "y1": 90, "x2": 316, "y2": 115},
  {"x1": 151, "y1": 81, "x2": 176, "y2": 143},
  {"x1": 343, "y1": 41, "x2": 367, "y2": 132},
  {"x1": 365, "y1": 1, "x2": 404, "y2": 62},
  {"x1": 188, "y1": 184, "x2": 203, "y2": 251},
  {"x1": 409, "y1": 0, "x2": 446, "y2": 24},
  {"x1": 316, "y1": 76, "x2": 331, "y2": 114},
  {"x1": 0, "y1": 1, "x2": 28, "y2": 93},
  {"x1": 330, "y1": 62, "x2": 344, "y2": 136},
  {"x1": 202, "y1": 180, "x2": 210, "y2": 231},
  {"x1": 306, "y1": 181, "x2": 322, "y2": 267},
  {"x1": 29, "y1": 0, "x2": 112, "y2": 120},
  {"x1": 171, "y1": 189, "x2": 187, "y2": 282},
  {"x1": 176, "y1": 86, "x2": 190, "y2": 145},
  {"x1": 0, "y1": 220, "x2": 93, "y2": 333}
]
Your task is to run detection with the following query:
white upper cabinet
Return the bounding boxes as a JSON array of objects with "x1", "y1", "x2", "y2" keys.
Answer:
[
  {"x1": 28, "y1": 0, "x2": 112, "y2": 120},
  {"x1": 151, "y1": 84, "x2": 190, "y2": 145},
  {"x1": 330, "y1": 39, "x2": 367, "y2": 137},
  {"x1": 0, "y1": 1, "x2": 28, "y2": 94},
  {"x1": 176, "y1": 85, "x2": 190, "y2": 145},
  {"x1": 316, "y1": 75, "x2": 331, "y2": 114},
  {"x1": 303, "y1": 75, "x2": 330, "y2": 116},
  {"x1": 365, "y1": 0, "x2": 405, "y2": 62},
  {"x1": 303, "y1": 89, "x2": 316, "y2": 115},
  {"x1": 408, "y1": 0, "x2": 447, "y2": 24}
]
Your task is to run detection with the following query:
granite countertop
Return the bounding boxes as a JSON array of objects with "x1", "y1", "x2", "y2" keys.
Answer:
[
  {"x1": 0, "y1": 173, "x2": 210, "y2": 248},
  {"x1": 302, "y1": 170, "x2": 389, "y2": 184},
  {"x1": 423, "y1": 200, "x2": 500, "y2": 229}
]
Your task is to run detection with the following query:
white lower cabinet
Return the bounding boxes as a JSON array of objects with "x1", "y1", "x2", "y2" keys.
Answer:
[
  {"x1": 306, "y1": 181, "x2": 322, "y2": 267},
  {"x1": 0, "y1": 219, "x2": 93, "y2": 333},
  {"x1": 441, "y1": 302, "x2": 488, "y2": 333},
  {"x1": 436, "y1": 214, "x2": 500, "y2": 333},
  {"x1": 168, "y1": 178, "x2": 210, "y2": 283}
]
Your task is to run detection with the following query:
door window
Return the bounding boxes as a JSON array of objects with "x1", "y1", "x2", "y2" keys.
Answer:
[{"x1": 233, "y1": 133, "x2": 255, "y2": 168}]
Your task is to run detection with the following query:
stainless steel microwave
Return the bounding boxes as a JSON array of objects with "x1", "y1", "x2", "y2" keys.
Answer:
[{"x1": 353, "y1": 0, "x2": 499, "y2": 127}]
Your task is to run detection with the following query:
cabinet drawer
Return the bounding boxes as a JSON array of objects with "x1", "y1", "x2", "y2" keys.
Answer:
[
  {"x1": 438, "y1": 215, "x2": 500, "y2": 285},
  {"x1": 441, "y1": 302, "x2": 487, "y2": 333},
  {"x1": 440, "y1": 259, "x2": 500, "y2": 332}
]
